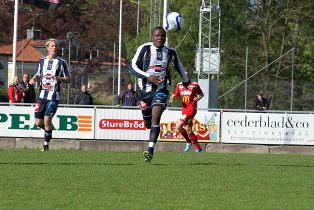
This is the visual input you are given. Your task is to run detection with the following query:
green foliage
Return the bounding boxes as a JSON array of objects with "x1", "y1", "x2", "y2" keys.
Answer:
[
  {"x1": 219, "y1": 0, "x2": 314, "y2": 110},
  {"x1": 219, "y1": 75, "x2": 244, "y2": 109},
  {"x1": 297, "y1": 36, "x2": 314, "y2": 81},
  {"x1": 124, "y1": 0, "x2": 200, "y2": 93},
  {"x1": 1, "y1": 150, "x2": 314, "y2": 209},
  {"x1": 1, "y1": 0, "x2": 313, "y2": 110},
  {"x1": 93, "y1": 94, "x2": 115, "y2": 105},
  {"x1": 0, "y1": 86, "x2": 8, "y2": 102}
]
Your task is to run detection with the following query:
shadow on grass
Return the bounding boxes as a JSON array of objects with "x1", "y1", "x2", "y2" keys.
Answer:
[
  {"x1": 192, "y1": 162, "x2": 314, "y2": 168},
  {"x1": 153, "y1": 162, "x2": 314, "y2": 168},
  {"x1": 1, "y1": 162, "x2": 314, "y2": 168},
  {"x1": 0, "y1": 162, "x2": 135, "y2": 166}
]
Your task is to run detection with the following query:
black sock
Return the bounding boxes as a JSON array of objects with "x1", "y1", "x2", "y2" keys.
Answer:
[
  {"x1": 148, "y1": 125, "x2": 160, "y2": 154},
  {"x1": 44, "y1": 130, "x2": 52, "y2": 143},
  {"x1": 149, "y1": 125, "x2": 160, "y2": 144},
  {"x1": 148, "y1": 147, "x2": 154, "y2": 154}
]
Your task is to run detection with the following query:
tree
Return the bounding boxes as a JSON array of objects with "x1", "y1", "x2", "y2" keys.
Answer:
[
  {"x1": 1, "y1": 0, "x2": 313, "y2": 108},
  {"x1": 219, "y1": 0, "x2": 314, "y2": 110},
  {"x1": 124, "y1": 0, "x2": 200, "y2": 90}
]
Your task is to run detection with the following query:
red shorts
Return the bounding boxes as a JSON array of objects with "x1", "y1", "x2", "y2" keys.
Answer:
[{"x1": 179, "y1": 110, "x2": 196, "y2": 125}]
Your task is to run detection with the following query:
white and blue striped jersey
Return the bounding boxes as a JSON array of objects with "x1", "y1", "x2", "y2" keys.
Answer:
[
  {"x1": 35, "y1": 56, "x2": 70, "y2": 101},
  {"x1": 129, "y1": 42, "x2": 189, "y2": 92}
]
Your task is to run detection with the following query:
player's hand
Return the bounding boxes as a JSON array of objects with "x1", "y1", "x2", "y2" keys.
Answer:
[
  {"x1": 29, "y1": 80, "x2": 34, "y2": 85},
  {"x1": 194, "y1": 97, "x2": 201, "y2": 102},
  {"x1": 51, "y1": 75, "x2": 59, "y2": 81},
  {"x1": 148, "y1": 75, "x2": 163, "y2": 85}
]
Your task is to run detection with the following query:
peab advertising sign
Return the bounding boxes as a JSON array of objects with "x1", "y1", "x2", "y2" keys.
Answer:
[
  {"x1": 0, "y1": 106, "x2": 94, "y2": 139},
  {"x1": 221, "y1": 112, "x2": 314, "y2": 145}
]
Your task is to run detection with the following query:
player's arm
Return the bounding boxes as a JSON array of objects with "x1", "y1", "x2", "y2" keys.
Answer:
[
  {"x1": 169, "y1": 93, "x2": 176, "y2": 104},
  {"x1": 194, "y1": 84, "x2": 204, "y2": 102},
  {"x1": 169, "y1": 84, "x2": 180, "y2": 103},
  {"x1": 129, "y1": 44, "x2": 150, "y2": 79},
  {"x1": 194, "y1": 93, "x2": 204, "y2": 102},
  {"x1": 171, "y1": 94, "x2": 178, "y2": 101},
  {"x1": 55, "y1": 60, "x2": 71, "y2": 83},
  {"x1": 129, "y1": 44, "x2": 163, "y2": 85},
  {"x1": 29, "y1": 75, "x2": 38, "y2": 85}
]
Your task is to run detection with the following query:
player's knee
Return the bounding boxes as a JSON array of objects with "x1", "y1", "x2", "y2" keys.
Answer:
[
  {"x1": 35, "y1": 119, "x2": 43, "y2": 127},
  {"x1": 185, "y1": 126, "x2": 193, "y2": 134},
  {"x1": 176, "y1": 125, "x2": 183, "y2": 131},
  {"x1": 186, "y1": 130, "x2": 193, "y2": 135},
  {"x1": 151, "y1": 116, "x2": 161, "y2": 126},
  {"x1": 176, "y1": 121, "x2": 184, "y2": 131}
]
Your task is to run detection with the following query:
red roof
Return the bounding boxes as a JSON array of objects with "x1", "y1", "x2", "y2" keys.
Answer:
[
  {"x1": 0, "y1": 39, "x2": 129, "y2": 66},
  {"x1": 0, "y1": 39, "x2": 46, "y2": 63}
]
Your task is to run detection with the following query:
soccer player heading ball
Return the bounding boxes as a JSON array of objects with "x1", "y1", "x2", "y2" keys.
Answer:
[
  {"x1": 129, "y1": 26, "x2": 190, "y2": 163},
  {"x1": 171, "y1": 81, "x2": 204, "y2": 152}
]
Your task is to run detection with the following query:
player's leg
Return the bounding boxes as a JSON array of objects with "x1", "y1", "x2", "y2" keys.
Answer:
[
  {"x1": 139, "y1": 94, "x2": 152, "y2": 129},
  {"x1": 141, "y1": 108, "x2": 152, "y2": 160},
  {"x1": 42, "y1": 100, "x2": 59, "y2": 151},
  {"x1": 139, "y1": 98, "x2": 154, "y2": 162},
  {"x1": 35, "y1": 117, "x2": 48, "y2": 151},
  {"x1": 176, "y1": 119, "x2": 192, "y2": 152},
  {"x1": 150, "y1": 105, "x2": 164, "y2": 145},
  {"x1": 35, "y1": 118, "x2": 44, "y2": 129},
  {"x1": 186, "y1": 124, "x2": 202, "y2": 152},
  {"x1": 176, "y1": 119, "x2": 190, "y2": 143},
  {"x1": 140, "y1": 102, "x2": 152, "y2": 129},
  {"x1": 34, "y1": 99, "x2": 48, "y2": 151},
  {"x1": 34, "y1": 99, "x2": 45, "y2": 129},
  {"x1": 143, "y1": 91, "x2": 168, "y2": 163},
  {"x1": 144, "y1": 105, "x2": 164, "y2": 161},
  {"x1": 42, "y1": 116, "x2": 53, "y2": 151}
]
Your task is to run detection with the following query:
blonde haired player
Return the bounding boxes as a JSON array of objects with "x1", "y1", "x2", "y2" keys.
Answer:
[{"x1": 30, "y1": 38, "x2": 70, "y2": 151}]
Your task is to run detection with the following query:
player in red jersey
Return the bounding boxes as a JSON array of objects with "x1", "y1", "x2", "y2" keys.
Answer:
[{"x1": 171, "y1": 81, "x2": 204, "y2": 152}]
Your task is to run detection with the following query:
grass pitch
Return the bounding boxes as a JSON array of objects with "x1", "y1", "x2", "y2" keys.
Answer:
[{"x1": 0, "y1": 150, "x2": 314, "y2": 210}]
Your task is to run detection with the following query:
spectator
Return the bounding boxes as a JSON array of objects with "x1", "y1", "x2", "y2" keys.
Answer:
[
  {"x1": 74, "y1": 84, "x2": 93, "y2": 105},
  {"x1": 116, "y1": 83, "x2": 139, "y2": 106},
  {"x1": 19, "y1": 73, "x2": 36, "y2": 103},
  {"x1": 254, "y1": 91, "x2": 270, "y2": 110},
  {"x1": 8, "y1": 75, "x2": 23, "y2": 103}
]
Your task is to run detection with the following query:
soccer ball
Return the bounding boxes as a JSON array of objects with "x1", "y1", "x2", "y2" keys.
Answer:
[{"x1": 165, "y1": 12, "x2": 184, "y2": 32}]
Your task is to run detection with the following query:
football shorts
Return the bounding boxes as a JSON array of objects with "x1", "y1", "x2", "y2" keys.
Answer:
[{"x1": 35, "y1": 98, "x2": 59, "y2": 119}]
